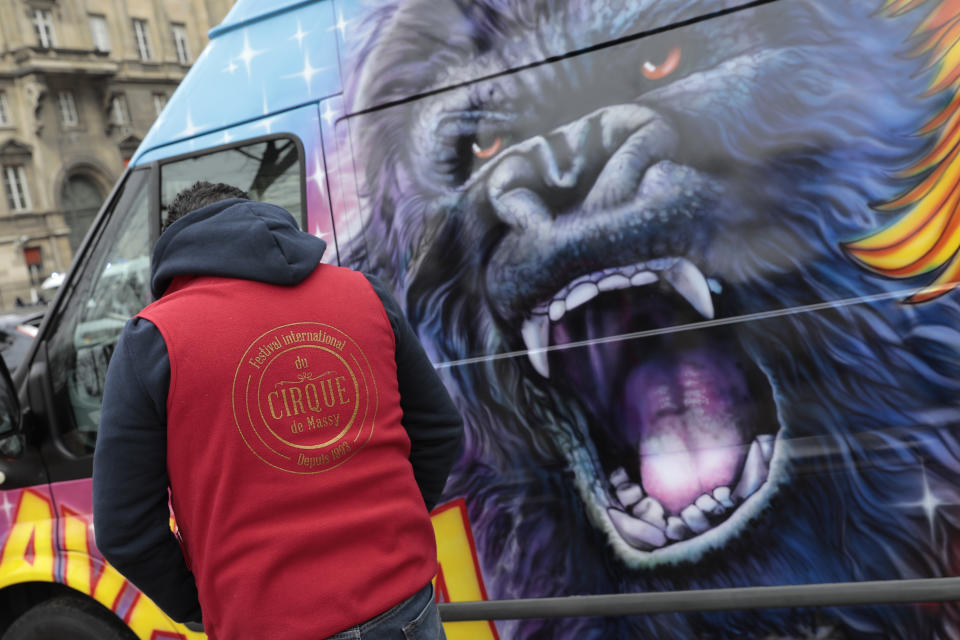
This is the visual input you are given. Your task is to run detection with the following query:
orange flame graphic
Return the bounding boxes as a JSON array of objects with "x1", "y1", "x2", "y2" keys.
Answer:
[{"x1": 844, "y1": 0, "x2": 960, "y2": 302}]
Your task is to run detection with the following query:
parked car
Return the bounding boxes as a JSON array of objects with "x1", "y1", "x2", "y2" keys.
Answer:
[{"x1": 0, "y1": 311, "x2": 42, "y2": 373}]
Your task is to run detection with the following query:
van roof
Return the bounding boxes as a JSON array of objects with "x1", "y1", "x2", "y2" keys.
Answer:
[
  {"x1": 211, "y1": 0, "x2": 320, "y2": 39},
  {"x1": 130, "y1": 0, "x2": 338, "y2": 166}
]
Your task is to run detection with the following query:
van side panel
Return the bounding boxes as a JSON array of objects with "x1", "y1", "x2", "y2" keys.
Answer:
[
  {"x1": 49, "y1": 479, "x2": 203, "y2": 639},
  {"x1": 327, "y1": 0, "x2": 960, "y2": 638},
  {"x1": 0, "y1": 481, "x2": 199, "y2": 639},
  {"x1": 85, "y1": 0, "x2": 960, "y2": 638}
]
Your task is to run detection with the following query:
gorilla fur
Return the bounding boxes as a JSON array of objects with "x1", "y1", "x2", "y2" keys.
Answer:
[{"x1": 342, "y1": 1, "x2": 960, "y2": 637}]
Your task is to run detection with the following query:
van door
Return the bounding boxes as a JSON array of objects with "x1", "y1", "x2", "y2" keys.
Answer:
[
  {"x1": 33, "y1": 126, "x2": 317, "y2": 486},
  {"x1": 34, "y1": 168, "x2": 154, "y2": 475}
]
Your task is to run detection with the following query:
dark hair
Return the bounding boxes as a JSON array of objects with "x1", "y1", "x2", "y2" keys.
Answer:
[{"x1": 162, "y1": 181, "x2": 249, "y2": 233}]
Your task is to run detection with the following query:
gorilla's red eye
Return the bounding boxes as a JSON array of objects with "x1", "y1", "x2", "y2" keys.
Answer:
[
  {"x1": 472, "y1": 137, "x2": 502, "y2": 160},
  {"x1": 642, "y1": 46, "x2": 682, "y2": 80}
]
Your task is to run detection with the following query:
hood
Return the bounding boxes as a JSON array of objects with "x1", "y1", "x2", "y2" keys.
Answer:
[{"x1": 151, "y1": 198, "x2": 326, "y2": 298}]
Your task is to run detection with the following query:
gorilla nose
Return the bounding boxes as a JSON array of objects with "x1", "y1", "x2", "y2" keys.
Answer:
[
  {"x1": 486, "y1": 104, "x2": 678, "y2": 229},
  {"x1": 483, "y1": 103, "x2": 721, "y2": 320}
]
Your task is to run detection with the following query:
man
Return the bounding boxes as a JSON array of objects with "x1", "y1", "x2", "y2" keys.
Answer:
[{"x1": 93, "y1": 182, "x2": 463, "y2": 639}]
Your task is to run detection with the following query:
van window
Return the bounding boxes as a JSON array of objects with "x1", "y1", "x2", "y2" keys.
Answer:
[
  {"x1": 160, "y1": 136, "x2": 304, "y2": 229},
  {"x1": 46, "y1": 169, "x2": 151, "y2": 455}
]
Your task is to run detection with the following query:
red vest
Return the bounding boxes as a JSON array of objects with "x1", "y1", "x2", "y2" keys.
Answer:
[{"x1": 138, "y1": 265, "x2": 437, "y2": 640}]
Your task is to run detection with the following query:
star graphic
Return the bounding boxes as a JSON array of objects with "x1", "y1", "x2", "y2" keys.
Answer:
[
  {"x1": 255, "y1": 115, "x2": 281, "y2": 134},
  {"x1": 223, "y1": 59, "x2": 238, "y2": 74},
  {"x1": 285, "y1": 53, "x2": 328, "y2": 95},
  {"x1": 236, "y1": 30, "x2": 265, "y2": 79},
  {"x1": 330, "y1": 11, "x2": 349, "y2": 39},
  {"x1": 898, "y1": 464, "x2": 951, "y2": 543},
  {"x1": 0, "y1": 492, "x2": 15, "y2": 522},
  {"x1": 309, "y1": 152, "x2": 327, "y2": 196},
  {"x1": 322, "y1": 102, "x2": 338, "y2": 127},
  {"x1": 177, "y1": 110, "x2": 204, "y2": 138},
  {"x1": 290, "y1": 20, "x2": 310, "y2": 49},
  {"x1": 221, "y1": 130, "x2": 233, "y2": 144}
]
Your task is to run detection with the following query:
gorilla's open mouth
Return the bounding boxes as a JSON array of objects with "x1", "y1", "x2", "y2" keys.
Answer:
[{"x1": 521, "y1": 257, "x2": 782, "y2": 556}]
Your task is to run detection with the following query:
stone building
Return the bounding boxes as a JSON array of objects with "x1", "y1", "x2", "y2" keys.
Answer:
[{"x1": 0, "y1": 0, "x2": 233, "y2": 309}]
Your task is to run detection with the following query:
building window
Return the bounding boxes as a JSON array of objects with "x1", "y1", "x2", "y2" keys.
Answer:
[
  {"x1": 89, "y1": 14, "x2": 110, "y2": 52},
  {"x1": 61, "y1": 175, "x2": 105, "y2": 253},
  {"x1": 110, "y1": 95, "x2": 129, "y2": 125},
  {"x1": 0, "y1": 91, "x2": 10, "y2": 126},
  {"x1": 57, "y1": 91, "x2": 79, "y2": 127},
  {"x1": 23, "y1": 246, "x2": 43, "y2": 286},
  {"x1": 132, "y1": 18, "x2": 153, "y2": 61},
  {"x1": 32, "y1": 8, "x2": 57, "y2": 49},
  {"x1": 172, "y1": 23, "x2": 190, "y2": 64},
  {"x1": 152, "y1": 93, "x2": 167, "y2": 117},
  {"x1": 4, "y1": 165, "x2": 31, "y2": 212}
]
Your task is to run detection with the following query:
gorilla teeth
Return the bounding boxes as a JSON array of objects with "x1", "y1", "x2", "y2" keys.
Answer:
[
  {"x1": 632, "y1": 496, "x2": 666, "y2": 528},
  {"x1": 607, "y1": 482, "x2": 760, "y2": 550},
  {"x1": 615, "y1": 482, "x2": 644, "y2": 508},
  {"x1": 663, "y1": 258, "x2": 715, "y2": 320},
  {"x1": 520, "y1": 314, "x2": 551, "y2": 377},
  {"x1": 681, "y1": 504, "x2": 710, "y2": 533},
  {"x1": 732, "y1": 439, "x2": 768, "y2": 502},
  {"x1": 611, "y1": 466, "x2": 646, "y2": 509},
  {"x1": 529, "y1": 256, "x2": 713, "y2": 330},
  {"x1": 695, "y1": 493, "x2": 724, "y2": 517},
  {"x1": 757, "y1": 433, "x2": 775, "y2": 462},
  {"x1": 665, "y1": 516, "x2": 691, "y2": 541},
  {"x1": 713, "y1": 486, "x2": 735, "y2": 509},
  {"x1": 608, "y1": 507, "x2": 667, "y2": 549},
  {"x1": 549, "y1": 299, "x2": 565, "y2": 322},
  {"x1": 523, "y1": 257, "x2": 717, "y2": 377},
  {"x1": 610, "y1": 467, "x2": 630, "y2": 486},
  {"x1": 629, "y1": 271, "x2": 658, "y2": 287},
  {"x1": 566, "y1": 281, "x2": 600, "y2": 312},
  {"x1": 606, "y1": 435, "x2": 776, "y2": 551},
  {"x1": 598, "y1": 273, "x2": 632, "y2": 291}
]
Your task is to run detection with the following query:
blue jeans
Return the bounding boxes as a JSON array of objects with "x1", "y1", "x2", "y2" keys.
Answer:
[{"x1": 325, "y1": 583, "x2": 446, "y2": 640}]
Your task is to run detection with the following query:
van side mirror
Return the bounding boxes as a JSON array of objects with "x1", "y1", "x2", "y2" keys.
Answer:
[{"x1": 0, "y1": 358, "x2": 22, "y2": 459}]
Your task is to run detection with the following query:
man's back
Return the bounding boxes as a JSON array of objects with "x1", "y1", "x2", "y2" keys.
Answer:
[{"x1": 143, "y1": 266, "x2": 437, "y2": 639}]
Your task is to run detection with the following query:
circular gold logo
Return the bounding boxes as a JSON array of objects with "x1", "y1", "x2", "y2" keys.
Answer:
[{"x1": 232, "y1": 322, "x2": 377, "y2": 473}]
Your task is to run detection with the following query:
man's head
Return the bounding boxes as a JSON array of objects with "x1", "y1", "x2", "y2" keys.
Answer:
[{"x1": 163, "y1": 181, "x2": 249, "y2": 233}]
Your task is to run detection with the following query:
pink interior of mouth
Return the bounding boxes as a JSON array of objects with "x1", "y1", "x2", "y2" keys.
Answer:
[
  {"x1": 549, "y1": 287, "x2": 772, "y2": 517},
  {"x1": 622, "y1": 345, "x2": 753, "y2": 514}
]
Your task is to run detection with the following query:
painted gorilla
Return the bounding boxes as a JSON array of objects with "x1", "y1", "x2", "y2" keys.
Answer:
[{"x1": 343, "y1": 1, "x2": 960, "y2": 637}]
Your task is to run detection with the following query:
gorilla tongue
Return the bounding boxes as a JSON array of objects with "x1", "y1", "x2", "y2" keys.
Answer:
[
  {"x1": 622, "y1": 343, "x2": 755, "y2": 515},
  {"x1": 549, "y1": 284, "x2": 774, "y2": 517}
]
